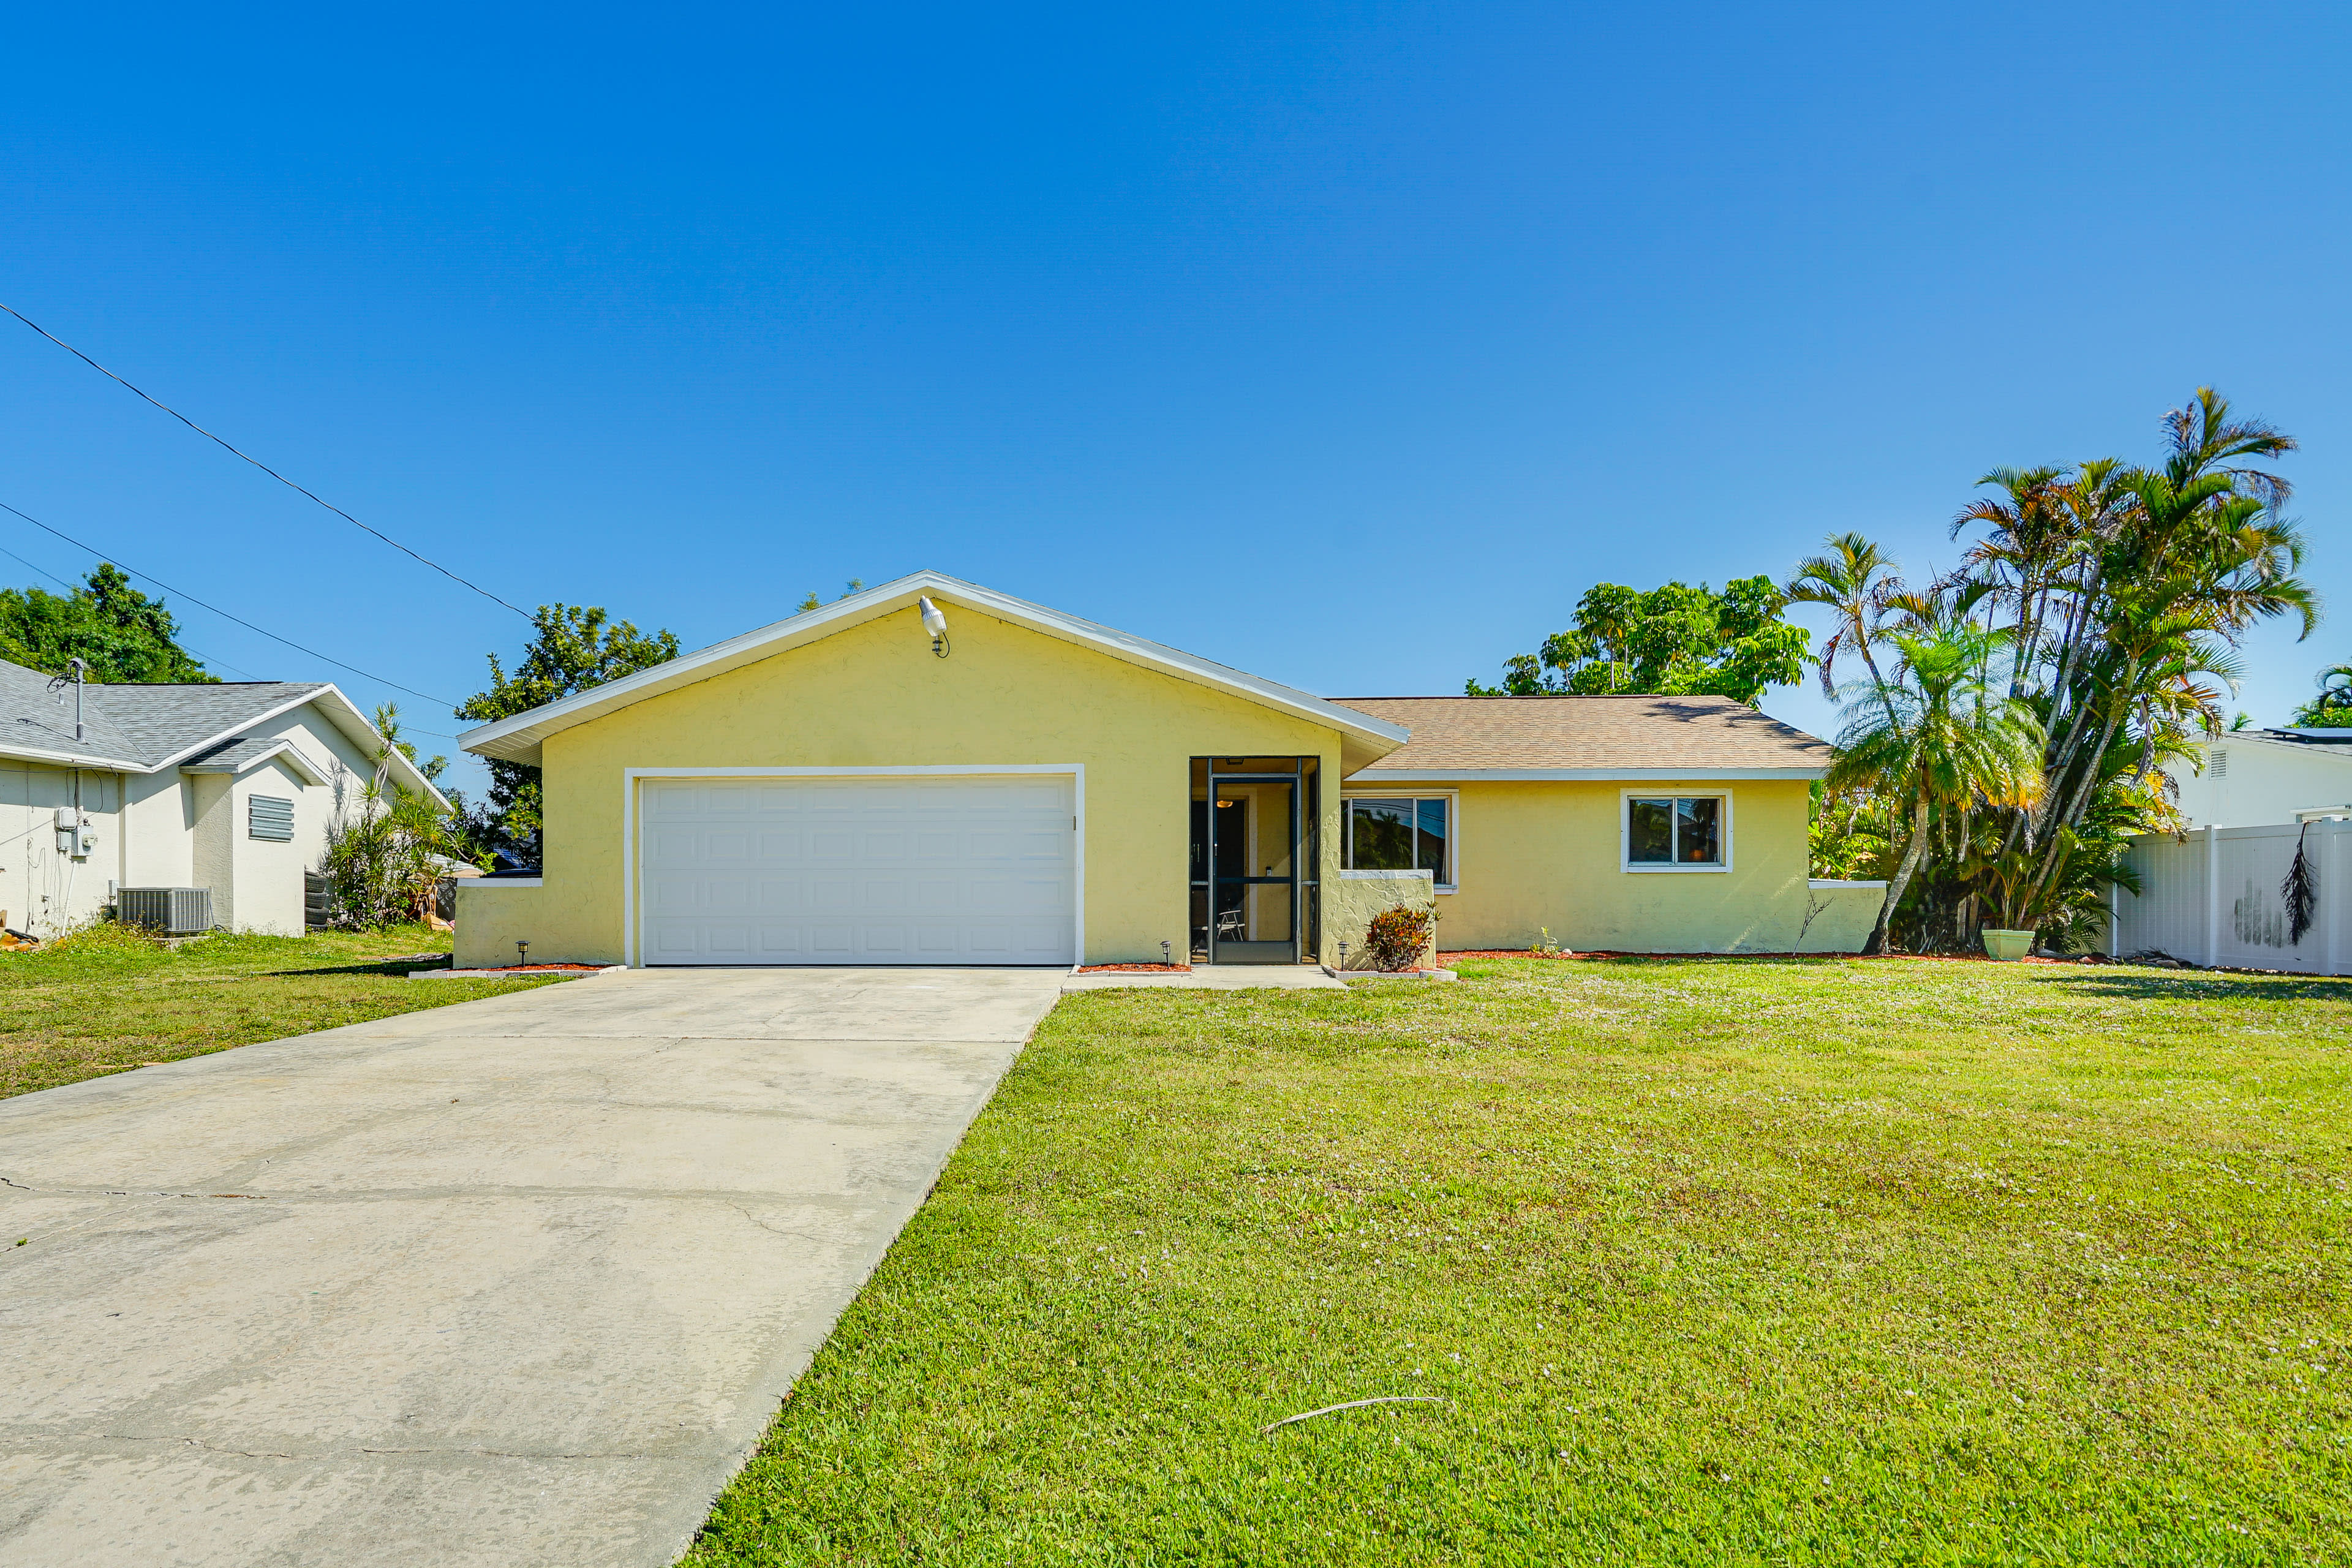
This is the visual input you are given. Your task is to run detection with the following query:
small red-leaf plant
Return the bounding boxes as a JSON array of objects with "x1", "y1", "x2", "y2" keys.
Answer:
[{"x1": 1362, "y1": 902, "x2": 1436, "y2": 971}]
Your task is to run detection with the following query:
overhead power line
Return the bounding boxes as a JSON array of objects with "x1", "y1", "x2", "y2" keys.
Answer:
[
  {"x1": 0, "y1": 301, "x2": 532, "y2": 619},
  {"x1": 0, "y1": 499, "x2": 459, "y2": 707}
]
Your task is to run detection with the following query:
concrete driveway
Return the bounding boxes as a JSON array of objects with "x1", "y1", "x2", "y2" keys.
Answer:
[{"x1": 0, "y1": 966, "x2": 1066, "y2": 1568}]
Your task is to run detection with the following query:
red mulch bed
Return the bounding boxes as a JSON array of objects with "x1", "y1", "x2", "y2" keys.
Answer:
[
  {"x1": 1073, "y1": 962, "x2": 1194, "y2": 973},
  {"x1": 1439, "y1": 949, "x2": 2109, "y2": 966}
]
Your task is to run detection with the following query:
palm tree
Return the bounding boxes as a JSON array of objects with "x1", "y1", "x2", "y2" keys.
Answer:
[
  {"x1": 1828, "y1": 624, "x2": 2045, "y2": 954},
  {"x1": 2294, "y1": 663, "x2": 2352, "y2": 726},
  {"x1": 1952, "y1": 464, "x2": 2069, "y2": 696},
  {"x1": 1784, "y1": 533, "x2": 1904, "y2": 707}
]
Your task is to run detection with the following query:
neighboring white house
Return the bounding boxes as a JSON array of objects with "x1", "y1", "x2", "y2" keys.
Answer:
[
  {"x1": 0, "y1": 658, "x2": 447, "y2": 937},
  {"x1": 2166, "y1": 729, "x2": 2352, "y2": 827},
  {"x1": 2113, "y1": 729, "x2": 2352, "y2": 972}
]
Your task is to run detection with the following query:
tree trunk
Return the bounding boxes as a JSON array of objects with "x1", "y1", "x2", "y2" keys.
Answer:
[
  {"x1": 1863, "y1": 793, "x2": 1933, "y2": 956},
  {"x1": 2016, "y1": 681, "x2": 2135, "y2": 923}
]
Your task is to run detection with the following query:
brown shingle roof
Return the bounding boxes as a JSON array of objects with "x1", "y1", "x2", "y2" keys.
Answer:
[{"x1": 1333, "y1": 695, "x2": 1832, "y2": 775}]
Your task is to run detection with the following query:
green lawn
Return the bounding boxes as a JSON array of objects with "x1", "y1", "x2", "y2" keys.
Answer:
[
  {"x1": 688, "y1": 957, "x2": 2351, "y2": 1567},
  {"x1": 0, "y1": 923, "x2": 551, "y2": 1099}
]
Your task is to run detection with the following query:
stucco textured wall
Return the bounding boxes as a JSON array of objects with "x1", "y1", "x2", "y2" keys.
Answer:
[
  {"x1": 1385, "y1": 778, "x2": 1828, "y2": 954},
  {"x1": 1324, "y1": 870, "x2": 1438, "y2": 968},
  {"x1": 228, "y1": 759, "x2": 310, "y2": 935},
  {"x1": 189, "y1": 773, "x2": 235, "y2": 930},
  {"x1": 0, "y1": 765, "x2": 124, "y2": 935},
  {"x1": 458, "y1": 598, "x2": 1349, "y2": 968}
]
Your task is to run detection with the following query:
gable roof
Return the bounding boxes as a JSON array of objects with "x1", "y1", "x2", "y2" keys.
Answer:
[
  {"x1": 1333, "y1": 695, "x2": 1833, "y2": 779},
  {"x1": 0, "y1": 662, "x2": 444, "y2": 802},
  {"x1": 86, "y1": 681, "x2": 331, "y2": 767},
  {"x1": 457, "y1": 571, "x2": 1413, "y2": 774}
]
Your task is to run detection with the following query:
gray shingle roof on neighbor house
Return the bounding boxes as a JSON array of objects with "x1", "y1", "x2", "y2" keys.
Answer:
[
  {"x1": 0, "y1": 658, "x2": 328, "y2": 771},
  {"x1": 85, "y1": 681, "x2": 326, "y2": 767},
  {"x1": 0, "y1": 658, "x2": 149, "y2": 766},
  {"x1": 1333, "y1": 694, "x2": 1834, "y2": 775}
]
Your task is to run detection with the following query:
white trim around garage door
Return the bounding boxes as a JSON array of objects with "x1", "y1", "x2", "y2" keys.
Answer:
[{"x1": 621, "y1": 764, "x2": 1086, "y2": 968}]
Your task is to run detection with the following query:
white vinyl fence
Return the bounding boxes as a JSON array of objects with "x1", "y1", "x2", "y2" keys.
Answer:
[{"x1": 2113, "y1": 818, "x2": 2352, "y2": 974}]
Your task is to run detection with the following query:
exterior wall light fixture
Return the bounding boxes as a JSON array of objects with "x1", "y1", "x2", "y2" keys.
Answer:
[{"x1": 918, "y1": 596, "x2": 951, "y2": 658}]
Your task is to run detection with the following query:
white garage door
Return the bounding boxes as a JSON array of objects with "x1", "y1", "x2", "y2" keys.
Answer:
[{"x1": 639, "y1": 775, "x2": 1077, "y2": 965}]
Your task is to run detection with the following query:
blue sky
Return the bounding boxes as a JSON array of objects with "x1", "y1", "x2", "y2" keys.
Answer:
[{"x1": 3, "y1": 2, "x2": 2348, "y2": 797}]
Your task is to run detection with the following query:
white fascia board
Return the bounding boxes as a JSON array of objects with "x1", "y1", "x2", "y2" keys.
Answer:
[
  {"x1": 457, "y1": 570, "x2": 1412, "y2": 769},
  {"x1": 300, "y1": 685, "x2": 451, "y2": 809},
  {"x1": 2196, "y1": 733, "x2": 2352, "y2": 763},
  {"x1": 1344, "y1": 767, "x2": 1829, "y2": 782}
]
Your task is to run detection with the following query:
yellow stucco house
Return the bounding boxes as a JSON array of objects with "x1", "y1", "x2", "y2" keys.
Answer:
[{"x1": 453, "y1": 572, "x2": 1881, "y2": 970}]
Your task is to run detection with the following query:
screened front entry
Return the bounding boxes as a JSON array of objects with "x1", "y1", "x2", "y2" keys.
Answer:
[{"x1": 1189, "y1": 756, "x2": 1319, "y2": 963}]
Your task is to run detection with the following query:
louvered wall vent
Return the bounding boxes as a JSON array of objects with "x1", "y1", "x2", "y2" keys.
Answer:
[
  {"x1": 2212, "y1": 748, "x2": 2229, "y2": 778},
  {"x1": 249, "y1": 794, "x2": 295, "y2": 842}
]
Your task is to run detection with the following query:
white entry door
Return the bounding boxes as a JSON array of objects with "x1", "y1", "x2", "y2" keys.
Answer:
[{"x1": 638, "y1": 775, "x2": 1077, "y2": 965}]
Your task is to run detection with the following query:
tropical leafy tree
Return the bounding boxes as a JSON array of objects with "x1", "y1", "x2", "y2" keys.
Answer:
[
  {"x1": 371, "y1": 703, "x2": 448, "y2": 783},
  {"x1": 1806, "y1": 781, "x2": 1891, "y2": 883},
  {"x1": 0, "y1": 564, "x2": 216, "y2": 682},
  {"x1": 1468, "y1": 576, "x2": 1809, "y2": 705},
  {"x1": 2293, "y1": 663, "x2": 2352, "y2": 725},
  {"x1": 456, "y1": 605, "x2": 680, "y2": 865},
  {"x1": 1784, "y1": 532, "x2": 1903, "y2": 706},
  {"x1": 797, "y1": 578, "x2": 865, "y2": 613},
  {"x1": 1826, "y1": 625, "x2": 2044, "y2": 953},
  {"x1": 1809, "y1": 388, "x2": 2316, "y2": 952},
  {"x1": 314, "y1": 708, "x2": 466, "y2": 927}
]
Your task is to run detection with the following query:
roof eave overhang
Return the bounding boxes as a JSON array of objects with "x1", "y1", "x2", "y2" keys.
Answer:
[
  {"x1": 0, "y1": 741, "x2": 145, "y2": 772},
  {"x1": 458, "y1": 571, "x2": 1411, "y2": 771},
  {"x1": 304, "y1": 685, "x2": 450, "y2": 809},
  {"x1": 0, "y1": 688, "x2": 447, "y2": 807},
  {"x1": 1342, "y1": 766, "x2": 1830, "y2": 782},
  {"x1": 2199, "y1": 734, "x2": 2352, "y2": 760}
]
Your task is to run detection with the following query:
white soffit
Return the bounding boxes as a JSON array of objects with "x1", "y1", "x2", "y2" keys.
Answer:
[{"x1": 456, "y1": 571, "x2": 1411, "y2": 772}]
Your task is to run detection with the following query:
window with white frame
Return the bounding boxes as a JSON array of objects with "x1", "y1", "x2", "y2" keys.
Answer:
[
  {"x1": 1624, "y1": 794, "x2": 1726, "y2": 869},
  {"x1": 1343, "y1": 796, "x2": 1451, "y2": 886}
]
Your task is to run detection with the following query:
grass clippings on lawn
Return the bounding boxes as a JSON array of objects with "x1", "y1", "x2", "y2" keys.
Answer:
[
  {"x1": 688, "y1": 954, "x2": 2351, "y2": 1568},
  {"x1": 0, "y1": 922, "x2": 554, "y2": 1099}
]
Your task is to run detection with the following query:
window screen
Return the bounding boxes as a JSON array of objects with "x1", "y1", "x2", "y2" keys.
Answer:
[{"x1": 1626, "y1": 796, "x2": 1723, "y2": 867}]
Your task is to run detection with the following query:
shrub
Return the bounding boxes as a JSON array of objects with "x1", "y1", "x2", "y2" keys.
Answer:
[
  {"x1": 318, "y1": 778, "x2": 459, "y2": 930},
  {"x1": 1361, "y1": 902, "x2": 1434, "y2": 971}
]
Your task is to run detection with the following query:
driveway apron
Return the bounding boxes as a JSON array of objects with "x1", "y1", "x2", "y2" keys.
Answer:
[{"x1": 0, "y1": 967, "x2": 1066, "y2": 1567}]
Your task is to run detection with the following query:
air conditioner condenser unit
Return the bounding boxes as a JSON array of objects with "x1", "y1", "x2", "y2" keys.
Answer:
[{"x1": 118, "y1": 887, "x2": 214, "y2": 936}]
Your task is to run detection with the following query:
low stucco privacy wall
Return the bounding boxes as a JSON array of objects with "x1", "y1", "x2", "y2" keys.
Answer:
[
  {"x1": 1325, "y1": 870, "x2": 1439, "y2": 968},
  {"x1": 458, "y1": 604, "x2": 1354, "y2": 969}
]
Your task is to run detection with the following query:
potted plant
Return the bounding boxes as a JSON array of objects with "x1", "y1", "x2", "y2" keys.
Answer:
[{"x1": 1980, "y1": 926, "x2": 2035, "y2": 961}]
